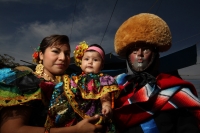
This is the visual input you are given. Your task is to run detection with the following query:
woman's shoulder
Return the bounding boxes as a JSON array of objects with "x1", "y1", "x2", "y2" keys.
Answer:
[
  {"x1": 0, "y1": 67, "x2": 44, "y2": 107},
  {"x1": 15, "y1": 66, "x2": 34, "y2": 72},
  {"x1": 0, "y1": 67, "x2": 35, "y2": 84}
]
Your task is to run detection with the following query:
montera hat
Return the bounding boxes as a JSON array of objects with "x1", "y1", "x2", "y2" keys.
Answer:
[{"x1": 114, "y1": 13, "x2": 172, "y2": 57}]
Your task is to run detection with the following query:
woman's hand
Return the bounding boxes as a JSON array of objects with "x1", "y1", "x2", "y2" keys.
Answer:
[
  {"x1": 74, "y1": 115, "x2": 103, "y2": 133},
  {"x1": 0, "y1": 106, "x2": 103, "y2": 133}
]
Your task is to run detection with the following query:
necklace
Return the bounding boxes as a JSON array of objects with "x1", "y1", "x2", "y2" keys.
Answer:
[
  {"x1": 43, "y1": 72, "x2": 56, "y2": 82},
  {"x1": 34, "y1": 64, "x2": 56, "y2": 82}
]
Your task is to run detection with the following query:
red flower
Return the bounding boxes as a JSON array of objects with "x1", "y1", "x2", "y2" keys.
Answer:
[{"x1": 32, "y1": 52, "x2": 39, "y2": 58}]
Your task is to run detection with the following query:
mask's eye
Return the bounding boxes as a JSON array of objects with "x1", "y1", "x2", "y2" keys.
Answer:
[
  {"x1": 132, "y1": 47, "x2": 140, "y2": 54},
  {"x1": 142, "y1": 47, "x2": 152, "y2": 54}
]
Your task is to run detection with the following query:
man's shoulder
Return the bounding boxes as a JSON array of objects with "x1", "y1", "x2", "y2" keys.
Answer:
[{"x1": 115, "y1": 73, "x2": 128, "y2": 85}]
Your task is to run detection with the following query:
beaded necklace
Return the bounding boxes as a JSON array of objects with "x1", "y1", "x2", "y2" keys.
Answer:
[
  {"x1": 43, "y1": 72, "x2": 56, "y2": 82},
  {"x1": 34, "y1": 72, "x2": 56, "y2": 83}
]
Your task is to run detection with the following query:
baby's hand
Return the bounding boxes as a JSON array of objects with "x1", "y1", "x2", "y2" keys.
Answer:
[{"x1": 102, "y1": 105, "x2": 112, "y2": 119}]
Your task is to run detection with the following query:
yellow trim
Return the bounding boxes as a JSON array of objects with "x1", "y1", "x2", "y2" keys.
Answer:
[
  {"x1": 0, "y1": 89, "x2": 42, "y2": 106},
  {"x1": 63, "y1": 75, "x2": 88, "y2": 118}
]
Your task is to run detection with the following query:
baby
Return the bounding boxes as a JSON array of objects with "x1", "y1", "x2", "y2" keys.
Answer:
[{"x1": 71, "y1": 42, "x2": 120, "y2": 119}]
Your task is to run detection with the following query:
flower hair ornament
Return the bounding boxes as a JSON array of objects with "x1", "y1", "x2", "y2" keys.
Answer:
[
  {"x1": 73, "y1": 41, "x2": 89, "y2": 66},
  {"x1": 32, "y1": 45, "x2": 44, "y2": 79},
  {"x1": 32, "y1": 46, "x2": 40, "y2": 64}
]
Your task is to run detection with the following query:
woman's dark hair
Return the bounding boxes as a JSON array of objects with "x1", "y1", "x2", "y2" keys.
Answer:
[{"x1": 40, "y1": 34, "x2": 70, "y2": 53}]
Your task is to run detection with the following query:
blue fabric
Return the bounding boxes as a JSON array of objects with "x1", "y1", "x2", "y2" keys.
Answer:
[
  {"x1": 49, "y1": 82, "x2": 63, "y2": 107},
  {"x1": 140, "y1": 119, "x2": 159, "y2": 133},
  {"x1": 115, "y1": 73, "x2": 127, "y2": 85},
  {"x1": 0, "y1": 68, "x2": 31, "y2": 84},
  {"x1": 0, "y1": 68, "x2": 16, "y2": 84},
  {"x1": 55, "y1": 82, "x2": 63, "y2": 90}
]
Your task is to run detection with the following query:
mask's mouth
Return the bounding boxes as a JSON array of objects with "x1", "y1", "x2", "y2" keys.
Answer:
[{"x1": 129, "y1": 55, "x2": 154, "y2": 72}]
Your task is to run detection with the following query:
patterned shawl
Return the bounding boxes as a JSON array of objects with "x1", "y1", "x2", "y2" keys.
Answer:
[{"x1": 114, "y1": 73, "x2": 200, "y2": 131}]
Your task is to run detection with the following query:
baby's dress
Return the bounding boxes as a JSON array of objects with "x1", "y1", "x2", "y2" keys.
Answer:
[{"x1": 47, "y1": 73, "x2": 120, "y2": 133}]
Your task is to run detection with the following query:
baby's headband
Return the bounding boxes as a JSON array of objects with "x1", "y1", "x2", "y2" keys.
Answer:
[
  {"x1": 73, "y1": 41, "x2": 104, "y2": 67},
  {"x1": 86, "y1": 46, "x2": 104, "y2": 60}
]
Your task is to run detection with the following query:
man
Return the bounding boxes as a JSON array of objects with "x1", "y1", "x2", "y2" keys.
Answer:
[{"x1": 113, "y1": 13, "x2": 200, "y2": 133}]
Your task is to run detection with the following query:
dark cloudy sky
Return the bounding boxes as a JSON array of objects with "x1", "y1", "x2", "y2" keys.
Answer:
[{"x1": 0, "y1": 0, "x2": 200, "y2": 91}]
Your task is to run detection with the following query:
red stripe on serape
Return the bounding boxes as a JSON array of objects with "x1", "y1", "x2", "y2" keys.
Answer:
[
  {"x1": 170, "y1": 90, "x2": 200, "y2": 108},
  {"x1": 130, "y1": 86, "x2": 149, "y2": 102},
  {"x1": 161, "y1": 101, "x2": 177, "y2": 110},
  {"x1": 114, "y1": 103, "x2": 152, "y2": 131},
  {"x1": 115, "y1": 91, "x2": 134, "y2": 107},
  {"x1": 157, "y1": 73, "x2": 198, "y2": 97},
  {"x1": 118, "y1": 85, "x2": 124, "y2": 90},
  {"x1": 150, "y1": 94, "x2": 170, "y2": 112}
]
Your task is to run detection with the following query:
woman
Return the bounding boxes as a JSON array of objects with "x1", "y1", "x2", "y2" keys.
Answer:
[{"x1": 0, "y1": 35, "x2": 102, "y2": 133}]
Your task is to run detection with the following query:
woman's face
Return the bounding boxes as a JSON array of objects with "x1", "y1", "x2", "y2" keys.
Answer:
[
  {"x1": 128, "y1": 46, "x2": 154, "y2": 72},
  {"x1": 39, "y1": 44, "x2": 70, "y2": 77}
]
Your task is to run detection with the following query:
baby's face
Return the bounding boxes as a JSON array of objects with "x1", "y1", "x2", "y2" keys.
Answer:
[{"x1": 80, "y1": 51, "x2": 103, "y2": 74}]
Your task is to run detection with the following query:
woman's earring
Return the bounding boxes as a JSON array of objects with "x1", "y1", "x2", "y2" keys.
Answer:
[{"x1": 35, "y1": 60, "x2": 44, "y2": 75}]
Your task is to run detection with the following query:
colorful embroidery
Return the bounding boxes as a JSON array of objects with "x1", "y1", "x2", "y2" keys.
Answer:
[
  {"x1": 46, "y1": 73, "x2": 120, "y2": 132},
  {"x1": 0, "y1": 68, "x2": 43, "y2": 106}
]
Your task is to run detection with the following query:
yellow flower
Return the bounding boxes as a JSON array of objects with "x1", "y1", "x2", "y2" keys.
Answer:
[{"x1": 74, "y1": 41, "x2": 89, "y2": 66}]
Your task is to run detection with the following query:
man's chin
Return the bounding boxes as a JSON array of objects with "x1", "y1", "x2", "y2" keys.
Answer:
[
  {"x1": 131, "y1": 66, "x2": 146, "y2": 72},
  {"x1": 135, "y1": 67, "x2": 144, "y2": 72},
  {"x1": 133, "y1": 63, "x2": 149, "y2": 72}
]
